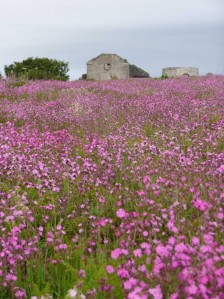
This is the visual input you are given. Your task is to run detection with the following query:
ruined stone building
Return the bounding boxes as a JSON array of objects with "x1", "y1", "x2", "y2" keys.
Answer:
[
  {"x1": 162, "y1": 67, "x2": 199, "y2": 78},
  {"x1": 87, "y1": 54, "x2": 149, "y2": 80}
]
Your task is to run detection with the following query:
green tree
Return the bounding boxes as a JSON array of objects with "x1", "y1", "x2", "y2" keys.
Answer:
[{"x1": 4, "y1": 57, "x2": 70, "y2": 81}]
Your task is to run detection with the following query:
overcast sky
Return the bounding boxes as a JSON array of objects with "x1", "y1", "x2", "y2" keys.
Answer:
[{"x1": 0, "y1": 0, "x2": 224, "y2": 79}]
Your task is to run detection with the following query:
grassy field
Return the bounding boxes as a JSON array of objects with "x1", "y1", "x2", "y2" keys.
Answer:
[{"x1": 0, "y1": 76, "x2": 223, "y2": 299}]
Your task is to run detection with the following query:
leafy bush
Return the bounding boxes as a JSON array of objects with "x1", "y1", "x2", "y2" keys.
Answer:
[
  {"x1": 81, "y1": 74, "x2": 87, "y2": 80},
  {"x1": 4, "y1": 57, "x2": 70, "y2": 81},
  {"x1": 161, "y1": 74, "x2": 168, "y2": 80}
]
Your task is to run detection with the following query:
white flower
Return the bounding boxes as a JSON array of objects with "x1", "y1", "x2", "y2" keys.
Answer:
[{"x1": 67, "y1": 288, "x2": 77, "y2": 298}]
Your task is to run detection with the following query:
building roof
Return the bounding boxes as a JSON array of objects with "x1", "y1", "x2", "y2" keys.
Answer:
[
  {"x1": 162, "y1": 67, "x2": 198, "y2": 70},
  {"x1": 87, "y1": 53, "x2": 128, "y2": 64},
  {"x1": 130, "y1": 64, "x2": 149, "y2": 76}
]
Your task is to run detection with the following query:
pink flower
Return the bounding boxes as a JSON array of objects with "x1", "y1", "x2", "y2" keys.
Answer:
[
  {"x1": 148, "y1": 285, "x2": 163, "y2": 299},
  {"x1": 47, "y1": 237, "x2": 53, "y2": 243},
  {"x1": 156, "y1": 245, "x2": 169, "y2": 257},
  {"x1": 133, "y1": 249, "x2": 142, "y2": 258},
  {"x1": 138, "y1": 264, "x2": 147, "y2": 273},
  {"x1": 59, "y1": 244, "x2": 68, "y2": 250},
  {"x1": 123, "y1": 277, "x2": 137, "y2": 290},
  {"x1": 153, "y1": 258, "x2": 164, "y2": 276},
  {"x1": 78, "y1": 269, "x2": 86, "y2": 277},
  {"x1": 185, "y1": 284, "x2": 198, "y2": 295},
  {"x1": 117, "y1": 268, "x2": 130, "y2": 278},
  {"x1": 191, "y1": 237, "x2": 200, "y2": 246},
  {"x1": 6, "y1": 274, "x2": 17, "y2": 281},
  {"x1": 99, "y1": 218, "x2": 106, "y2": 227},
  {"x1": 143, "y1": 175, "x2": 150, "y2": 189},
  {"x1": 98, "y1": 197, "x2": 105, "y2": 204},
  {"x1": 121, "y1": 249, "x2": 129, "y2": 255},
  {"x1": 15, "y1": 289, "x2": 26, "y2": 298},
  {"x1": 203, "y1": 233, "x2": 213, "y2": 244},
  {"x1": 217, "y1": 212, "x2": 224, "y2": 220},
  {"x1": 175, "y1": 243, "x2": 187, "y2": 253},
  {"x1": 167, "y1": 221, "x2": 178, "y2": 233},
  {"x1": 168, "y1": 237, "x2": 176, "y2": 245},
  {"x1": 111, "y1": 248, "x2": 121, "y2": 259},
  {"x1": 217, "y1": 164, "x2": 224, "y2": 173},
  {"x1": 106, "y1": 265, "x2": 115, "y2": 274},
  {"x1": 56, "y1": 224, "x2": 62, "y2": 230},
  {"x1": 137, "y1": 190, "x2": 146, "y2": 196},
  {"x1": 116, "y1": 208, "x2": 126, "y2": 218},
  {"x1": 192, "y1": 198, "x2": 211, "y2": 211},
  {"x1": 199, "y1": 284, "x2": 208, "y2": 297},
  {"x1": 141, "y1": 242, "x2": 151, "y2": 254}
]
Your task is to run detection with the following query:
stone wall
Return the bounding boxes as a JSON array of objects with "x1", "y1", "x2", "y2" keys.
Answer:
[
  {"x1": 87, "y1": 54, "x2": 130, "y2": 80},
  {"x1": 162, "y1": 67, "x2": 199, "y2": 77}
]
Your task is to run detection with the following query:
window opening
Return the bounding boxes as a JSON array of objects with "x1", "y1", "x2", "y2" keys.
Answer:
[{"x1": 104, "y1": 63, "x2": 111, "y2": 70}]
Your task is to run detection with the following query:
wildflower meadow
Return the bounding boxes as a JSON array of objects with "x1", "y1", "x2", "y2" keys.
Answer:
[{"x1": 0, "y1": 76, "x2": 223, "y2": 299}]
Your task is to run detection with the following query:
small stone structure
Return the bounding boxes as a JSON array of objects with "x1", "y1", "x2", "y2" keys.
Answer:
[
  {"x1": 162, "y1": 67, "x2": 199, "y2": 78},
  {"x1": 87, "y1": 54, "x2": 149, "y2": 80}
]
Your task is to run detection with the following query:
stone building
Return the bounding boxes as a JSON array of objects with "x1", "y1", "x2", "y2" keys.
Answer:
[
  {"x1": 87, "y1": 54, "x2": 149, "y2": 80},
  {"x1": 162, "y1": 67, "x2": 199, "y2": 78}
]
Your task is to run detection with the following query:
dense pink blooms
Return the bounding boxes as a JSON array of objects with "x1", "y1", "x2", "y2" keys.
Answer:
[{"x1": 0, "y1": 76, "x2": 223, "y2": 298}]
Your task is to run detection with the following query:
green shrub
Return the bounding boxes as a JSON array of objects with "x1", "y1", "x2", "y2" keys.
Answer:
[
  {"x1": 161, "y1": 74, "x2": 168, "y2": 80},
  {"x1": 4, "y1": 57, "x2": 70, "y2": 81}
]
